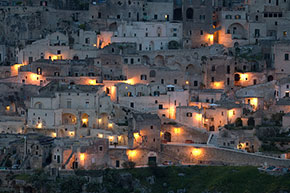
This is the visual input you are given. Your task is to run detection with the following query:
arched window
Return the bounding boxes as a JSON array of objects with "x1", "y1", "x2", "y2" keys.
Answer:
[
  {"x1": 36, "y1": 67, "x2": 42, "y2": 75},
  {"x1": 186, "y1": 8, "x2": 193, "y2": 19},
  {"x1": 149, "y1": 70, "x2": 156, "y2": 77}
]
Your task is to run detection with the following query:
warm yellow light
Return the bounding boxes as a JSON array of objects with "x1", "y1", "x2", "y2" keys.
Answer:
[
  {"x1": 134, "y1": 132, "x2": 140, "y2": 139},
  {"x1": 195, "y1": 114, "x2": 202, "y2": 121},
  {"x1": 98, "y1": 118, "x2": 102, "y2": 123},
  {"x1": 108, "y1": 136, "x2": 114, "y2": 141},
  {"x1": 5, "y1": 106, "x2": 10, "y2": 111},
  {"x1": 192, "y1": 148, "x2": 202, "y2": 156},
  {"x1": 30, "y1": 73, "x2": 39, "y2": 81},
  {"x1": 69, "y1": 131, "x2": 75, "y2": 136},
  {"x1": 118, "y1": 136, "x2": 122, "y2": 141},
  {"x1": 169, "y1": 106, "x2": 176, "y2": 119},
  {"x1": 208, "y1": 34, "x2": 214, "y2": 42},
  {"x1": 52, "y1": 132, "x2": 57, "y2": 138},
  {"x1": 127, "y1": 150, "x2": 137, "y2": 158},
  {"x1": 240, "y1": 74, "x2": 248, "y2": 81},
  {"x1": 108, "y1": 123, "x2": 113, "y2": 128},
  {"x1": 185, "y1": 81, "x2": 189, "y2": 85},
  {"x1": 82, "y1": 118, "x2": 88, "y2": 124},
  {"x1": 248, "y1": 98, "x2": 258, "y2": 110},
  {"x1": 11, "y1": 64, "x2": 25, "y2": 76},
  {"x1": 160, "y1": 131, "x2": 164, "y2": 136},
  {"x1": 80, "y1": 153, "x2": 85, "y2": 161},
  {"x1": 174, "y1": 128, "x2": 181, "y2": 134},
  {"x1": 51, "y1": 55, "x2": 58, "y2": 61},
  {"x1": 36, "y1": 122, "x2": 42, "y2": 129},
  {"x1": 93, "y1": 44, "x2": 97, "y2": 47},
  {"x1": 88, "y1": 79, "x2": 97, "y2": 85},
  {"x1": 124, "y1": 79, "x2": 134, "y2": 85},
  {"x1": 98, "y1": 133, "x2": 103, "y2": 138},
  {"x1": 228, "y1": 110, "x2": 234, "y2": 118},
  {"x1": 237, "y1": 143, "x2": 246, "y2": 149}
]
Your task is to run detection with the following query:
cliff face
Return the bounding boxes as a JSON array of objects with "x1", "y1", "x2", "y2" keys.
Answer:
[{"x1": 3, "y1": 166, "x2": 290, "y2": 193}]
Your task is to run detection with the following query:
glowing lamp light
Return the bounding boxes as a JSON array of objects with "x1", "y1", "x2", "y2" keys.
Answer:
[
  {"x1": 160, "y1": 131, "x2": 164, "y2": 136},
  {"x1": 108, "y1": 123, "x2": 113, "y2": 128},
  {"x1": 69, "y1": 131, "x2": 75, "y2": 136},
  {"x1": 240, "y1": 74, "x2": 248, "y2": 81},
  {"x1": 108, "y1": 136, "x2": 114, "y2": 141},
  {"x1": 195, "y1": 114, "x2": 202, "y2": 121},
  {"x1": 5, "y1": 106, "x2": 10, "y2": 111},
  {"x1": 80, "y1": 153, "x2": 85, "y2": 161},
  {"x1": 208, "y1": 34, "x2": 214, "y2": 42},
  {"x1": 36, "y1": 122, "x2": 42, "y2": 129},
  {"x1": 127, "y1": 150, "x2": 137, "y2": 158},
  {"x1": 52, "y1": 132, "x2": 57, "y2": 138},
  {"x1": 88, "y1": 79, "x2": 97, "y2": 85},
  {"x1": 30, "y1": 73, "x2": 39, "y2": 81},
  {"x1": 124, "y1": 79, "x2": 134, "y2": 85},
  {"x1": 174, "y1": 128, "x2": 181, "y2": 134},
  {"x1": 134, "y1": 132, "x2": 140, "y2": 139},
  {"x1": 98, "y1": 133, "x2": 103, "y2": 138},
  {"x1": 82, "y1": 118, "x2": 88, "y2": 124},
  {"x1": 185, "y1": 81, "x2": 189, "y2": 85},
  {"x1": 192, "y1": 148, "x2": 202, "y2": 156}
]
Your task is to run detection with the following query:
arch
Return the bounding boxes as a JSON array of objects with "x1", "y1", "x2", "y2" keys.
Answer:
[
  {"x1": 168, "y1": 40, "x2": 179, "y2": 49},
  {"x1": 62, "y1": 113, "x2": 77, "y2": 125},
  {"x1": 234, "y1": 74, "x2": 240, "y2": 81},
  {"x1": 149, "y1": 70, "x2": 156, "y2": 77},
  {"x1": 247, "y1": 117, "x2": 255, "y2": 126},
  {"x1": 36, "y1": 67, "x2": 42, "y2": 75},
  {"x1": 149, "y1": 41, "x2": 155, "y2": 51},
  {"x1": 268, "y1": 75, "x2": 274, "y2": 82},
  {"x1": 73, "y1": 55, "x2": 79, "y2": 60},
  {"x1": 168, "y1": 62, "x2": 181, "y2": 70},
  {"x1": 34, "y1": 102, "x2": 43, "y2": 109},
  {"x1": 142, "y1": 55, "x2": 150, "y2": 65},
  {"x1": 173, "y1": 8, "x2": 182, "y2": 20},
  {"x1": 164, "y1": 132, "x2": 171, "y2": 142},
  {"x1": 185, "y1": 64, "x2": 201, "y2": 75},
  {"x1": 193, "y1": 52, "x2": 199, "y2": 60},
  {"x1": 109, "y1": 22, "x2": 117, "y2": 31},
  {"x1": 227, "y1": 23, "x2": 247, "y2": 39},
  {"x1": 81, "y1": 113, "x2": 89, "y2": 128},
  {"x1": 154, "y1": 55, "x2": 165, "y2": 66},
  {"x1": 186, "y1": 8, "x2": 193, "y2": 19}
]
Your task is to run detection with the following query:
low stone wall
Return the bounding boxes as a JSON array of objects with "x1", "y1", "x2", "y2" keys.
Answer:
[{"x1": 161, "y1": 144, "x2": 290, "y2": 167}]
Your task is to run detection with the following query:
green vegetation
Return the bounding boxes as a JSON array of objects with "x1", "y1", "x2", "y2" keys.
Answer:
[{"x1": 11, "y1": 166, "x2": 290, "y2": 193}]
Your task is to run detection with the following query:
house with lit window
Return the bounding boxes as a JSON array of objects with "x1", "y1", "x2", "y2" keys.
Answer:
[{"x1": 27, "y1": 81, "x2": 113, "y2": 138}]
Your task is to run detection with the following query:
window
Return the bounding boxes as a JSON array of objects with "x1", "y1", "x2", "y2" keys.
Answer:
[
  {"x1": 186, "y1": 112, "x2": 192, "y2": 117},
  {"x1": 159, "y1": 104, "x2": 163, "y2": 109},
  {"x1": 130, "y1": 102, "x2": 134, "y2": 108},
  {"x1": 36, "y1": 67, "x2": 42, "y2": 75},
  {"x1": 99, "y1": 146, "x2": 103, "y2": 152},
  {"x1": 225, "y1": 15, "x2": 232, "y2": 19},
  {"x1": 140, "y1": 74, "x2": 147, "y2": 80},
  {"x1": 211, "y1": 77, "x2": 215, "y2": 82},
  {"x1": 285, "y1": 53, "x2": 289, "y2": 61},
  {"x1": 67, "y1": 101, "x2": 71, "y2": 108},
  {"x1": 200, "y1": 30, "x2": 203, "y2": 35},
  {"x1": 211, "y1": 65, "x2": 215, "y2": 71},
  {"x1": 174, "y1": 79, "x2": 177, "y2": 84},
  {"x1": 161, "y1": 79, "x2": 164, "y2": 84},
  {"x1": 194, "y1": 81, "x2": 198, "y2": 86},
  {"x1": 57, "y1": 50, "x2": 61, "y2": 55},
  {"x1": 235, "y1": 15, "x2": 241, "y2": 19},
  {"x1": 154, "y1": 14, "x2": 158, "y2": 19},
  {"x1": 284, "y1": 31, "x2": 288, "y2": 36}
]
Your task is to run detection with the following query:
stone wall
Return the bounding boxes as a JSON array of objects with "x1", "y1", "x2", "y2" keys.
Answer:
[{"x1": 161, "y1": 144, "x2": 290, "y2": 167}]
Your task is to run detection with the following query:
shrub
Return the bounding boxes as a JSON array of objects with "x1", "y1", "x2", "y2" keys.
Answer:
[{"x1": 122, "y1": 161, "x2": 136, "y2": 169}]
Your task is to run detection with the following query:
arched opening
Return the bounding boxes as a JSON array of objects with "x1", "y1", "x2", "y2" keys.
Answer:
[
  {"x1": 164, "y1": 132, "x2": 171, "y2": 142},
  {"x1": 62, "y1": 113, "x2": 77, "y2": 125},
  {"x1": 186, "y1": 8, "x2": 193, "y2": 19},
  {"x1": 247, "y1": 117, "x2": 255, "y2": 126},
  {"x1": 149, "y1": 41, "x2": 155, "y2": 51},
  {"x1": 268, "y1": 75, "x2": 274, "y2": 82},
  {"x1": 173, "y1": 8, "x2": 182, "y2": 20},
  {"x1": 168, "y1": 40, "x2": 179, "y2": 49},
  {"x1": 34, "y1": 102, "x2": 43, "y2": 109},
  {"x1": 142, "y1": 55, "x2": 150, "y2": 65},
  {"x1": 81, "y1": 113, "x2": 89, "y2": 128},
  {"x1": 154, "y1": 55, "x2": 165, "y2": 66},
  {"x1": 36, "y1": 67, "x2": 42, "y2": 75},
  {"x1": 234, "y1": 74, "x2": 240, "y2": 81},
  {"x1": 109, "y1": 22, "x2": 117, "y2": 31},
  {"x1": 186, "y1": 64, "x2": 200, "y2": 75},
  {"x1": 149, "y1": 70, "x2": 156, "y2": 77},
  {"x1": 227, "y1": 23, "x2": 247, "y2": 40},
  {"x1": 73, "y1": 55, "x2": 79, "y2": 60}
]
